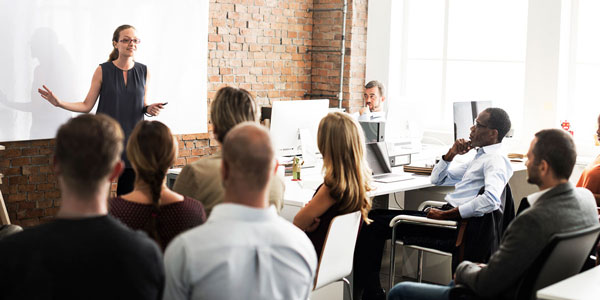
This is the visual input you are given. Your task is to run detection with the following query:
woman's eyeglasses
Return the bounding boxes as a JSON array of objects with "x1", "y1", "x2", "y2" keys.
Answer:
[{"x1": 119, "y1": 38, "x2": 141, "y2": 45}]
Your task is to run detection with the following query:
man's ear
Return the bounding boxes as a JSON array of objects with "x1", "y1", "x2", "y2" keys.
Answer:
[
  {"x1": 381, "y1": 95, "x2": 386, "y2": 103},
  {"x1": 221, "y1": 160, "x2": 230, "y2": 183},
  {"x1": 539, "y1": 159, "x2": 550, "y2": 177},
  {"x1": 108, "y1": 160, "x2": 125, "y2": 182},
  {"x1": 490, "y1": 128, "x2": 499, "y2": 143}
]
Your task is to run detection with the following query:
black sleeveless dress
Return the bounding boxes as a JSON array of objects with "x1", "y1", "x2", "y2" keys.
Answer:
[
  {"x1": 306, "y1": 184, "x2": 344, "y2": 259},
  {"x1": 97, "y1": 61, "x2": 146, "y2": 168}
]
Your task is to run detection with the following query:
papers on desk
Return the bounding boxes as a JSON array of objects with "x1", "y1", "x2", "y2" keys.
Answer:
[{"x1": 403, "y1": 164, "x2": 434, "y2": 175}]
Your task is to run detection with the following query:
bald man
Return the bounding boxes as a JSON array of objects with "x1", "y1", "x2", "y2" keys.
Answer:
[{"x1": 163, "y1": 122, "x2": 317, "y2": 300}]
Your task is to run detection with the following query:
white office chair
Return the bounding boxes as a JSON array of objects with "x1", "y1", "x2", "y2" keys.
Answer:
[{"x1": 311, "y1": 211, "x2": 362, "y2": 300}]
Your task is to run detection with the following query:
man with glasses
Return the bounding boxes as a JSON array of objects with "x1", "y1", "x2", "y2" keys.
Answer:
[
  {"x1": 358, "y1": 80, "x2": 386, "y2": 121},
  {"x1": 426, "y1": 107, "x2": 513, "y2": 220},
  {"x1": 355, "y1": 108, "x2": 513, "y2": 300}
]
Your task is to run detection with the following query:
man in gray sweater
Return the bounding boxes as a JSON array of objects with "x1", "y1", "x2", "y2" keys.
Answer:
[{"x1": 388, "y1": 128, "x2": 599, "y2": 300}]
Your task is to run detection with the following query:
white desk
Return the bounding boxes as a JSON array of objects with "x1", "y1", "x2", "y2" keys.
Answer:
[
  {"x1": 280, "y1": 163, "x2": 434, "y2": 221},
  {"x1": 536, "y1": 265, "x2": 600, "y2": 300},
  {"x1": 281, "y1": 162, "x2": 527, "y2": 222}
]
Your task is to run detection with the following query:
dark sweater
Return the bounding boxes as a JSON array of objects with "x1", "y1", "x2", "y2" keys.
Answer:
[{"x1": 0, "y1": 215, "x2": 164, "y2": 300}]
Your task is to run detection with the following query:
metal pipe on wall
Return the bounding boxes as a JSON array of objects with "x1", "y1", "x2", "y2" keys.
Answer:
[{"x1": 338, "y1": 0, "x2": 347, "y2": 109}]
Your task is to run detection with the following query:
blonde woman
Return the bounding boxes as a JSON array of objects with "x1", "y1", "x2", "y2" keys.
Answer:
[
  {"x1": 293, "y1": 112, "x2": 373, "y2": 258},
  {"x1": 109, "y1": 121, "x2": 206, "y2": 251}
]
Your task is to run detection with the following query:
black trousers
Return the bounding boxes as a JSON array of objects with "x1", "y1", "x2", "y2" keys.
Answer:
[
  {"x1": 116, "y1": 168, "x2": 135, "y2": 196},
  {"x1": 353, "y1": 208, "x2": 458, "y2": 294}
]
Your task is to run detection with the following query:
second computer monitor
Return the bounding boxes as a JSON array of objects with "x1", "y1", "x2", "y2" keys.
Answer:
[{"x1": 453, "y1": 101, "x2": 492, "y2": 141}]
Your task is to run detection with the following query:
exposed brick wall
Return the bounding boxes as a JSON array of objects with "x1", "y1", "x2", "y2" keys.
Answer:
[
  {"x1": 310, "y1": 0, "x2": 368, "y2": 112},
  {"x1": 0, "y1": 0, "x2": 369, "y2": 227},
  {"x1": 207, "y1": 0, "x2": 314, "y2": 107}
]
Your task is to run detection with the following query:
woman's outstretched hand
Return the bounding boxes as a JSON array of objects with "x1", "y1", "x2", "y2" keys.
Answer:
[{"x1": 38, "y1": 85, "x2": 60, "y2": 107}]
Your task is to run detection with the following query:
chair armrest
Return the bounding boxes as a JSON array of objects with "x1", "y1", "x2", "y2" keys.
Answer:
[
  {"x1": 389, "y1": 214, "x2": 457, "y2": 229},
  {"x1": 418, "y1": 200, "x2": 448, "y2": 211}
]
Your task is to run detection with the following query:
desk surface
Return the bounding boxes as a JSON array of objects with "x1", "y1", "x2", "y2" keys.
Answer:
[
  {"x1": 536, "y1": 265, "x2": 600, "y2": 300},
  {"x1": 283, "y1": 161, "x2": 526, "y2": 208}
]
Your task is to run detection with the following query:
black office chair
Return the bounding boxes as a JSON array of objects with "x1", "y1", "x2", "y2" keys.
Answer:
[
  {"x1": 388, "y1": 184, "x2": 514, "y2": 288},
  {"x1": 449, "y1": 224, "x2": 600, "y2": 300}
]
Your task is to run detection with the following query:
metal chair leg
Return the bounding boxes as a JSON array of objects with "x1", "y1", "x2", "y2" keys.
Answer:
[
  {"x1": 389, "y1": 226, "x2": 397, "y2": 290},
  {"x1": 342, "y1": 277, "x2": 353, "y2": 300},
  {"x1": 417, "y1": 249, "x2": 424, "y2": 282}
]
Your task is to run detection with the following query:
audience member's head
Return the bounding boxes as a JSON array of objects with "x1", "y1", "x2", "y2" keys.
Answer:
[
  {"x1": 211, "y1": 86, "x2": 257, "y2": 144},
  {"x1": 127, "y1": 120, "x2": 177, "y2": 202},
  {"x1": 221, "y1": 122, "x2": 275, "y2": 207},
  {"x1": 470, "y1": 107, "x2": 511, "y2": 147},
  {"x1": 484, "y1": 107, "x2": 512, "y2": 142},
  {"x1": 527, "y1": 129, "x2": 577, "y2": 186},
  {"x1": 54, "y1": 114, "x2": 123, "y2": 199},
  {"x1": 364, "y1": 80, "x2": 386, "y2": 112},
  {"x1": 317, "y1": 112, "x2": 372, "y2": 221}
]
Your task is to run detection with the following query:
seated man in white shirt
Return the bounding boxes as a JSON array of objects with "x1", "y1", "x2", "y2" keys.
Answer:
[
  {"x1": 355, "y1": 107, "x2": 513, "y2": 300},
  {"x1": 163, "y1": 122, "x2": 318, "y2": 300},
  {"x1": 358, "y1": 80, "x2": 386, "y2": 122}
]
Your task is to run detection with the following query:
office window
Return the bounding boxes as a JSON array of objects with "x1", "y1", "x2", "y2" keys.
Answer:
[
  {"x1": 558, "y1": 0, "x2": 600, "y2": 153},
  {"x1": 399, "y1": 0, "x2": 528, "y2": 133}
]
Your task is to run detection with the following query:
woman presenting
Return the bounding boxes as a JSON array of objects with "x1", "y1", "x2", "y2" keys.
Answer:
[{"x1": 39, "y1": 24, "x2": 164, "y2": 195}]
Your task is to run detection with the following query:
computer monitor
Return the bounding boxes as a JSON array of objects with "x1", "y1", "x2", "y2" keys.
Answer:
[
  {"x1": 453, "y1": 101, "x2": 492, "y2": 140},
  {"x1": 360, "y1": 121, "x2": 385, "y2": 143},
  {"x1": 270, "y1": 99, "x2": 330, "y2": 157}
]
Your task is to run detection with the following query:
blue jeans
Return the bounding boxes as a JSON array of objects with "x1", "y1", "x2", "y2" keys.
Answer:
[{"x1": 388, "y1": 281, "x2": 453, "y2": 300}]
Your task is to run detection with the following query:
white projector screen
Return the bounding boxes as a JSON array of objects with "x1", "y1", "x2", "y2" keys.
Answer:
[{"x1": 0, "y1": 0, "x2": 208, "y2": 142}]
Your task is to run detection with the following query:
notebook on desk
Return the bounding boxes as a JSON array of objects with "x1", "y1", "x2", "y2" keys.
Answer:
[{"x1": 366, "y1": 142, "x2": 413, "y2": 183}]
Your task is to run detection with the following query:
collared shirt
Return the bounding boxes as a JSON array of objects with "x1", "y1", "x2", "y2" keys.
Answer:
[
  {"x1": 525, "y1": 187, "x2": 550, "y2": 206},
  {"x1": 430, "y1": 143, "x2": 513, "y2": 218},
  {"x1": 163, "y1": 203, "x2": 317, "y2": 300},
  {"x1": 358, "y1": 110, "x2": 386, "y2": 122}
]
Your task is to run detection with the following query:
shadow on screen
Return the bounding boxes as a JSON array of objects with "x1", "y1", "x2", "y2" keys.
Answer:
[{"x1": 0, "y1": 27, "x2": 74, "y2": 141}]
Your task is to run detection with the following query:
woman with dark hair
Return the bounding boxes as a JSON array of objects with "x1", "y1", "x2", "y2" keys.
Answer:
[
  {"x1": 38, "y1": 24, "x2": 165, "y2": 195},
  {"x1": 109, "y1": 121, "x2": 206, "y2": 251}
]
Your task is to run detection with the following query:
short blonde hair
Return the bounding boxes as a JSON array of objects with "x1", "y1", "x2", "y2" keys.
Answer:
[
  {"x1": 210, "y1": 86, "x2": 257, "y2": 143},
  {"x1": 317, "y1": 112, "x2": 373, "y2": 223}
]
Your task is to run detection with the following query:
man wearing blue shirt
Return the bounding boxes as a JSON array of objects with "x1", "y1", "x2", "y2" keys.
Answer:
[
  {"x1": 426, "y1": 108, "x2": 513, "y2": 220},
  {"x1": 355, "y1": 108, "x2": 513, "y2": 300}
]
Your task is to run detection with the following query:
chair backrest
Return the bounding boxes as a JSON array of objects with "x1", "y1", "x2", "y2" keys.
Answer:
[
  {"x1": 516, "y1": 224, "x2": 600, "y2": 300},
  {"x1": 313, "y1": 211, "x2": 362, "y2": 290},
  {"x1": 0, "y1": 224, "x2": 23, "y2": 240},
  {"x1": 456, "y1": 184, "x2": 513, "y2": 270}
]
